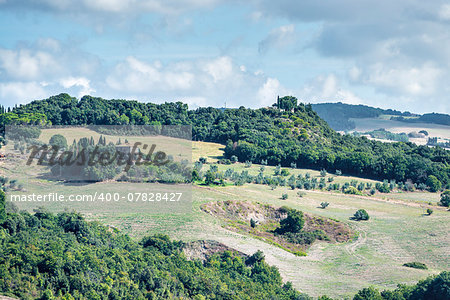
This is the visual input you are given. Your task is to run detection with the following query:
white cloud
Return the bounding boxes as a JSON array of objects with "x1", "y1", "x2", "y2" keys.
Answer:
[
  {"x1": 203, "y1": 56, "x2": 233, "y2": 82},
  {"x1": 105, "y1": 55, "x2": 287, "y2": 108},
  {"x1": 60, "y1": 76, "x2": 95, "y2": 97},
  {"x1": 257, "y1": 77, "x2": 289, "y2": 107},
  {"x1": 1, "y1": 0, "x2": 222, "y2": 15},
  {"x1": 438, "y1": 4, "x2": 450, "y2": 20},
  {"x1": 258, "y1": 24, "x2": 296, "y2": 54},
  {"x1": 364, "y1": 63, "x2": 442, "y2": 96},
  {"x1": 299, "y1": 74, "x2": 366, "y2": 105},
  {"x1": 0, "y1": 48, "x2": 59, "y2": 80},
  {"x1": 0, "y1": 82, "x2": 48, "y2": 105}
]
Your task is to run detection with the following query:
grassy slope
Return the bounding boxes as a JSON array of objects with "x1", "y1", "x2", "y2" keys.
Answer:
[{"x1": 2, "y1": 134, "x2": 449, "y2": 298}]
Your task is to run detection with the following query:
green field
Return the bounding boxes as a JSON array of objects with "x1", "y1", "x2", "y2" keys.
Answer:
[{"x1": 1, "y1": 130, "x2": 449, "y2": 298}]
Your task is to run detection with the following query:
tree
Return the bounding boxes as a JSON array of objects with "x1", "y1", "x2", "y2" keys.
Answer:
[
  {"x1": 281, "y1": 193, "x2": 288, "y2": 200},
  {"x1": 427, "y1": 208, "x2": 433, "y2": 215},
  {"x1": 205, "y1": 170, "x2": 215, "y2": 185},
  {"x1": 353, "y1": 287, "x2": 383, "y2": 300},
  {"x1": 250, "y1": 218, "x2": 257, "y2": 228},
  {"x1": 353, "y1": 209, "x2": 369, "y2": 221},
  {"x1": 439, "y1": 190, "x2": 450, "y2": 207},
  {"x1": 0, "y1": 189, "x2": 6, "y2": 223},
  {"x1": 49, "y1": 134, "x2": 67, "y2": 149},
  {"x1": 278, "y1": 208, "x2": 304, "y2": 233},
  {"x1": 426, "y1": 175, "x2": 442, "y2": 192}
]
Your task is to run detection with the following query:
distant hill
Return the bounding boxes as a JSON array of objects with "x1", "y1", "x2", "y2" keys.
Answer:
[{"x1": 311, "y1": 102, "x2": 415, "y2": 131}]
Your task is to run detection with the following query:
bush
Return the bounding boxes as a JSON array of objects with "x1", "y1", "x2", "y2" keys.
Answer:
[
  {"x1": 427, "y1": 208, "x2": 433, "y2": 215},
  {"x1": 353, "y1": 209, "x2": 369, "y2": 221},
  {"x1": 281, "y1": 169, "x2": 290, "y2": 176},
  {"x1": 320, "y1": 202, "x2": 329, "y2": 209},
  {"x1": 320, "y1": 169, "x2": 327, "y2": 177},
  {"x1": 344, "y1": 186, "x2": 359, "y2": 195},
  {"x1": 281, "y1": 193, "x2": 288, "y2": 200},
  {"x1": 439, "y1": 190, "x2": 450, "y2": 207},
  {"x1": 244, "y1": 161, "x2": 252, "y2": 168},
  {"x1": 297, "y1": 191, "x2": 306, "y2": 198},
  {"x1": 426, "y1": 175, "x2": 442, "y2": 192},
  {"x1": 230, "y1": 155, "x2": 238, "y2": 163},
  {"x1": 335, "y1": 170, "x2": 342, "y2": 176},
  {"x1": 250, "y1": 218, "x2": 257, "y2": 228},
  {"x1": 277, "y1": 208, "x2": 304, "y2": 233},
  {"x1": 403, "y1": 262, "x2": 428, "y2": 270}
]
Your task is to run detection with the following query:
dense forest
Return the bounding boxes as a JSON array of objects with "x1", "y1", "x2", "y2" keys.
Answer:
[
  {"x1": 0, "y1": 191, "x2": 449, "y2": 300},
  {"x1": 1, "y1": 94, "x2": 449, "y2": 188}
]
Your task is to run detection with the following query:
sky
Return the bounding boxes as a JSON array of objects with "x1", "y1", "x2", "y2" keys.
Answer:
[{"x1": 0, "y1": 0, "x2": 449, "y2": 114}]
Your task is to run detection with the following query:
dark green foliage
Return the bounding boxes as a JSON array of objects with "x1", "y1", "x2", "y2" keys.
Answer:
[
  {"x1": 439, "y1": 190, "x2": 450, "y2": 207},
  {"x1": 320, "y1": 202, "x2": 329, "y2": 209},
  {"x1": 403, "y1": 262, "x2": 428, "y2": 270},
  {"x1": 250, "y1": 218, "x2": 257, "y2": 228},
  {"x1": 353, "y1": 286, "x2": 383, "y2": 300},
  {"x1": 353, "y1": 209, "x2": 370, "y2": 221},
  {"x1": 0, "y1": 211, "x2": 310, "y2": 300},
  {"x1": 277, "y1": 207, "x2": 304, "y2": 234},
  {"x1": 427, "y1": 208, "x2": 433, "y2": 215},
  {"x1": 426, "y1": 175, "x2": 442, "y2": 192},
  {"x1": 204, "y1": 170, "x2": 216, "y2": 185},
  {"x1": 0, "y1": 189, "x2": 5, "y2": 223},
  {"x1": 281, "y1": 193, "x2": 288, "y2": 200}
]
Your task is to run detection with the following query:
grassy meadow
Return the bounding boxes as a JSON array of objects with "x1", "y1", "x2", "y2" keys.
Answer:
[{"x1": 1, "y1": 128, "x2": 449, "y2": 298}]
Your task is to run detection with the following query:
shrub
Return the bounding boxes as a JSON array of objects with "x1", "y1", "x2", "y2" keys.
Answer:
[
  {"x1": 320, "y1": 202, "x2": 329, "y2": 209},
  {"x1": 290, "y1": 162, "x2": 297, "y2": 169},
  {"x1": 344, "y1": 186, "x2": 359, "y2": 195},
  {"x1": 439, "y1": 190, "x2": 450, "y2": 207},
  {"x1": 327, "y1": 177, "x2": 334, "y2": 182},
  {"x1": 281, "y1": 193, "x2": 288, "y2": 200},
  {"x1": 335, "y1": 170, "x2": 342, "y2": 176},
  {"x1": 320, "y1": 169, "x2": 327, "y2": 177},
  {"x1": 353, "y1": 209, "x2": 369, "y2": 221},
  {"x1": 277, "y1": 208, "x2": 304, "y2": 233},
  {"x1": 427, "y1": 208, "x2": 433, "y2": 215},
  {"x1": 250, "y1": 218, "x2": 257, "y2": 228},
  {"x1": 281, "y1": 169, "x2": 290, "y2": 176},
  {"x1": 403, "y1": 262, "x2": 428, "y2": 270},
  {"x1": 230, "y1": 155, "x2": 238, "y2": 163},
  {"x1": 426, "y1": 175, "x2": 442, "y2": 192},
  {"x1": 199, "y1": 157, "x2": 207, "y2": 164},
  {"x1": 297, "y1": 191, "x2": 306, "y2": 198}
]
